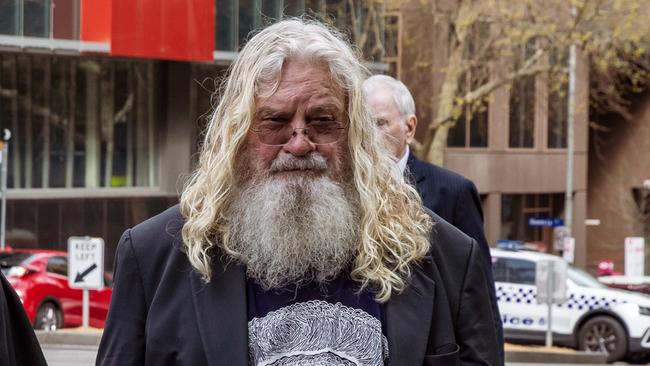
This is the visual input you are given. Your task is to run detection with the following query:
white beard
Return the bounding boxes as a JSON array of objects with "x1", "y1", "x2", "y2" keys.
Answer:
[{"x1": 226, "y1": 154, "x2": 359, "y2": 290}]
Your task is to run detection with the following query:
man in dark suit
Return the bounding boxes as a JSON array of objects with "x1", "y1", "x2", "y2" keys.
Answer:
[
  {"x1": 364, "y1": 75, "x2": 504, "y2": 362},
  {"x1": 97, "y1": 19, "x2": 499, "y2": 366}
]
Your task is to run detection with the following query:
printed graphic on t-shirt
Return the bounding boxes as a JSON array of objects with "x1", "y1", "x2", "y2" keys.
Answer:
[{"x1": 248, "y1": 300, "x2": 388, "y2": 365}]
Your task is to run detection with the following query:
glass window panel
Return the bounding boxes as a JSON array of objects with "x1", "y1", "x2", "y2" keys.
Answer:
[
  {"x1": 9, "y1": 200, "x2": 38, "y2": 248},
  {"x1": 37, "y1": 200, "x2": 59, "y2": 247},
  {"x1": 384, "y1": 15, "x2": 399, "y2": 58},
  {"x1": 447, "y1": 118, "x2": 466, "y2": 147},
  {"x1": 504, "y1": 258, "x2": 536, "y2": 285},
  {"x1": 261, "y1": 0, "x2": 282, "y2": 20},
  {"x1": 46, "y1": 256, "x2": 67, "y2": 276},
  {"x1": 305, "y1": 0, "x2": 325, "y2": 14},
  {"x1": 239, "y1": 0, "x2": 262, "y2": 47},
  {"x1": 548, "y1": 88, "x2": 568, "y2": 148},
  {"x1": 30, "y1": 55, "x2": 51, "y2": 188},
  {"x1": 386, "y1": 60, "x2": 398, "y2": 78},
  {"x1": 469, "y1": 105, "x2": 488, "y2": 147},
  {"x1": 190, "y1": 64, "x2": 224, "y2": 165},
  {"x1": 216, "y1": 0, "x2": 236, "y2": 51},
  {"x1": 501, "y1": 194, "x2": 524, "y2": 241},
  {"x1": 1, "y1": 55, "x2": 159, "y2": 189},
  {"x1": 0, "y1": 54, "x2": 21, "y2": 188},
  {"x1": 539, "y1": 194, "x2": 550, "y2": 208},
  {"x1": 0, "y1": 0, "x2": 20, "y2": 35},
  {"x1": 509, "y1": 75, "x2": 535, "y2": 148},
  {"x1": 24, "y1": 0, "x2": 50, "y2": 38},
  {"x1": 52, "y1": 0, "x2": 78, "y2": 40},
  {"x1": 284, "y1": 0, "x2": 305, "y2": 16},
  {"x1": 525, "y1": 194, "x2": 535, "y2": 207},
  {"x1": 49, "y1": 57, "x2": 69, "y2": 188}
]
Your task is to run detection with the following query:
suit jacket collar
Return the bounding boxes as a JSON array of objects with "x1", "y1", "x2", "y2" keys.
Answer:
[
  {"x1": 406, "y1": 151, "x2": 427, "y2": 184},
  {"x1": 190, "y1": 254, "x2": 248, "y2": 366},
  {"x1": 406, "y1": 151, "x2": 430, "y2": 205}
]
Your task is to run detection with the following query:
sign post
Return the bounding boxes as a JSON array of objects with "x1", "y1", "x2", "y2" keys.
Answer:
[
  {"x1": 68, "y1": 237, "x2": 104, "y2": 328},
  {"x1": 536, "y1": 259, "x2": 567, "y2": 347},
  {"x1": 553, "y1": 226, "x2": 570, "y2": 252},
  {"x1": 562, "y1": 237, "x2": 575, "y2": 264},
  {"x1": 625, "y1": 237, "x2": 645, "y2": 277},
  {"x1": 0, "y1": 129, "x2": 10, "y2": 251}
]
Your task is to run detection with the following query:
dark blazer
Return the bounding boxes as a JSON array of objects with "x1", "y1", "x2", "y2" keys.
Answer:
[
  {"x1": 0, "y1": 272, "x2": 48, "y2": 366},
  {"x1": 406, "y1": 152, "x2": 504, "y2": 362},
  {"x1": 96, "y1": 205, "x2": 499, "y2": 366}
]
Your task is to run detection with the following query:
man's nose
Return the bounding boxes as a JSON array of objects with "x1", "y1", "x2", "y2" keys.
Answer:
[{"x1": 282, "y1": 128, "x2": 316, "y2": 156}]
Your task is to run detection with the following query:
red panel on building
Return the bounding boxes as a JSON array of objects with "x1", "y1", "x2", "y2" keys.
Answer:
[
  {"x1": 110, "y1": 0, "x2": 215, "y2": 62},
  {"x1": 80, "y1": 0, "x2": 111, "y2": 43}
]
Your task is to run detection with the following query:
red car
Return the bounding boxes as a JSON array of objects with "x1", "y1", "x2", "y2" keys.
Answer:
[{"x1": 0, "y1": 248, "x2": 112, "y2": 330}]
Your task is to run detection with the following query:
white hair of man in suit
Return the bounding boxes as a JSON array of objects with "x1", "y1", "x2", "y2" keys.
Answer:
[
  {"x1": 179, "y1": 19, "x2": 432, "y2": 301},
  {"x1": 362, "y1": 75, "x2": 417, "y2": 160}
]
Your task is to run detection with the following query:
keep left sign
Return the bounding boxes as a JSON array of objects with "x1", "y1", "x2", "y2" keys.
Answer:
[{"x1": 68, "y1": 237, "x2": 104, "y2": 289}]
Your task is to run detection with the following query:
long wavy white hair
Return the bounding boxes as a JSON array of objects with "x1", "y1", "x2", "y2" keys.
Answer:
[{"x1": 180, "y1": 18, "x2": 432, "y2": 302}]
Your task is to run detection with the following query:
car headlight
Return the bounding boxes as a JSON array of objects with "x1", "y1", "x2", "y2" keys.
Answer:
[{"x1": 639, "y1": 305, "x2": 650, "y2": 316}]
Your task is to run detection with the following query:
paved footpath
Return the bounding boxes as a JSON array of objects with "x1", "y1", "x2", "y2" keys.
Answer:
[{"x1": 42, "y1": 344, "x2": 98, "y2": 366}]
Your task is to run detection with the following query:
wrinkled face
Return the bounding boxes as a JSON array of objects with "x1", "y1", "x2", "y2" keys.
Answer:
[
  {"x1": 244, "y1": 59, "x2": 349, "y2": 181},
  {"x1": 365, "y1": 88, "x2": 415, "y2": 159}
]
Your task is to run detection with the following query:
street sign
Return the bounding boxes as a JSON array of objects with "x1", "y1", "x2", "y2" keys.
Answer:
[
  {"x1": 528, "y1": 217, "x2": 564, "y2": 227},
  {"x1": 536, "y1": 258, "x2": 567, "y2": 348},
  {"x1": 68, "y1": 237, "x2": 104, "y2": 289},
  {"x1": 553, "y1": 226, "x2": 570, "y2": 251},
  {"x1": 536, "y1": 259, "x2": 567, "y2": 304},
  {"x1": 562, "y1": 237, "x2": 575, "y2": 264},
  {"x1": 625, "y1": 237, "x2": 645, "y2": 277}
]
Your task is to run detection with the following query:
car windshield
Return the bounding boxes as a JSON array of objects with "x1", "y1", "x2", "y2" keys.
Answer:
[
  {"x1": 569, "y1": 266, "x2": 608, "y2": 289},
  {"x1": 0, "y1": 253, "x2": 34, "y2": 276}
]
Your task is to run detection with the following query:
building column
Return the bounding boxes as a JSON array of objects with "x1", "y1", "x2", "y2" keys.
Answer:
[
  {"x1": 484, "y1": 192, "x2": 502, "y2": 248},
  {"x1": 574, "y1": 189, "x2": 588, "y2": 267}
]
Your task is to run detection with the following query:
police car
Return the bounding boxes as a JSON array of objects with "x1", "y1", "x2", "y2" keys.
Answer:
[{"x1": 492, "y1": 248, "x2": 650, "y2": 362}]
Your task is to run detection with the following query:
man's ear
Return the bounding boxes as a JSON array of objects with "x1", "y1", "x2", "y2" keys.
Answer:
[{"x1": 405, "y1": 114, "x2": 418, "y2": 144}]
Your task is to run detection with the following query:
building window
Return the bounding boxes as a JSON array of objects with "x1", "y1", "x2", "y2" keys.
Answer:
[
  {"x1": 448, "y1": 22, "x2": 489, "y2": 148},
  {"x1": 215, "y1": 0, "x2": 385, "y2": 64},
  {"x1": 189, "y1": 63, "x2": 228, "y2": 166},
  {"x1": 501, "y1": 193, "x2": 564, "y2": 250},
  {"x1": 509, "y1": 42, "x2": 536, "y2": 148},
  {"x1": 23, "y1": 0, "x2": 50, "y2": 37},
  {"x1": 0, "y1": 53, "x2": 160, "y2": 189},
  {"x1": 0, "y1": 0, "x2": 79, "y2": 39},
  {"x1": 383, "y1": 13, "x2": 400, "y2": 78},
  {"x1": 0, "y1": 0, "x2": 21, "y2": 35},
  {"x1": 216, "y1": 0, "x2": 287, "y2": 51},
  {"x1": 548, "y1": 49, "x2": 568, "y2": 148}
]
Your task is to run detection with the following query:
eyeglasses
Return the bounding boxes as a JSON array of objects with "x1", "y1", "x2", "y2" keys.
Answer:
[{"x1": 251, "y1": 121, "x2": 346, "y2": 146}]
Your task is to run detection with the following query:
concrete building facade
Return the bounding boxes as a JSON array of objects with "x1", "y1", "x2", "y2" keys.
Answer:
[{"x1": 389, "y1": 0, "x2": 591, "y2": 267}]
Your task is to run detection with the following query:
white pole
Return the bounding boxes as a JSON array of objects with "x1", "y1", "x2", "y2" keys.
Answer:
[
  {"x1": 0, "y1": 132, "x2": 9, "y2": 251},
  {"x1": 545, "y1": 261, "x2": 554, "y2": 347},
  {"x1": 564, "y1": 7, "x2": 577, "y2": 239},
  {"x1": 82, "y1": 288, "x2": 90, "y2": 328}
]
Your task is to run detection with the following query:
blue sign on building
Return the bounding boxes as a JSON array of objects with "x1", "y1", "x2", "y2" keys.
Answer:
[{"x1": 528, "y1": 217, "x2": 564, "y2": 227}]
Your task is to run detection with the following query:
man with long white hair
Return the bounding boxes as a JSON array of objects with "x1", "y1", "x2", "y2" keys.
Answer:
[{"x1": 97, "y1": 19, "x2": 499, "y2": 366}]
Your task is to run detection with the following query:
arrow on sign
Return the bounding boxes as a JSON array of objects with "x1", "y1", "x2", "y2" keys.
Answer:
[{"x1": 74, "y1": 263, "x2": 98, "y2": 283}]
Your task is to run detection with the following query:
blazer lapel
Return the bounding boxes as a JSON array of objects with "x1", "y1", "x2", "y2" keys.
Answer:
[
  {"x1": 406, "y1": 152, "x2": 428, "y2": 202},
  {"x1": 190, "y1": 256, "x2": 248, "y2": 366},
  {"x1": 385, "y1": 257, "x2": 436, "y2": 366}
]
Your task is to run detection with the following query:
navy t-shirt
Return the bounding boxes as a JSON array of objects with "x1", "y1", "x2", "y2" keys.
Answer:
[{"x1": 246, "y1": 276, "x2": 388, "y2": 365}]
